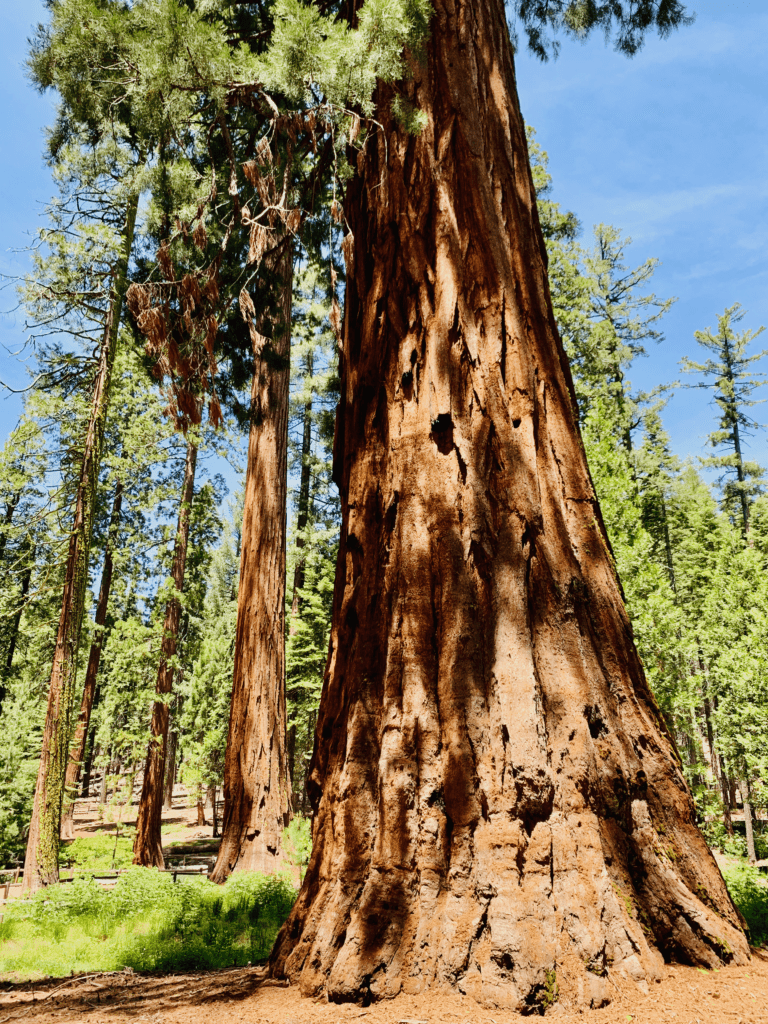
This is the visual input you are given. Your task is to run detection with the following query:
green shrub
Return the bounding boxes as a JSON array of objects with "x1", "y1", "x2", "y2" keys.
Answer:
[
  {"x1": 722, "y1": 862, "x2": 768, "y2": 947},
  {"x1": 0, "y1": 868, "x2": 297, "y2": 980}
]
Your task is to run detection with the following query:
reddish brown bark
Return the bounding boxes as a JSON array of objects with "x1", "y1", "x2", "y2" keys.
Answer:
[
  {"x1": 61, "y1": 481, "x2": 123, "y2": 842},
  {"x1": 211, "y1": 247, "x2": 292, "y2": 882},
  {"x1": 270, "y1": 0, "x2": 749, "y2": 1007},
  {"x1": 133, "y1": 440, "x2": 197, "y2": 868}
]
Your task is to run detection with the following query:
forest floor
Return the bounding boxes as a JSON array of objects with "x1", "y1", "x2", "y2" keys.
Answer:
[
  {"x1": 0, "y1": 953, "x2": 766, "y2": 1024},
  {"x1": 69, "y1": 784, "x2": 220, "y2": 850}
]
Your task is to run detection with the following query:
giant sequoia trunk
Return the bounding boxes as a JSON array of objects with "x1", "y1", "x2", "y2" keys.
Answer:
[
  {"x1": 211, "y1": 246, "x2": 292, "y2": 881},
  {"x1": 133, "y1": 440, "x2": 197, "y2": 868},
  {"x1": 61, "y1": 481, "x2": 123, "y2": 842},
  {"x1": 23, "y1": 194, "x2": 138, "y2": 891},
  {"x1": 270, "y1": 0, "x2": 749, "y2": 1007}
]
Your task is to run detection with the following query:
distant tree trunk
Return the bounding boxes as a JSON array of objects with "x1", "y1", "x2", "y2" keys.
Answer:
[
  {"x1": 740, "y1": 772, "x2": 757, "y2": 864},
  {"x1": 61, "y1": 481, "x2": 123, "y2": 841},
  {"x1": 208, "y1": 783, "x2": 219, "y2": 838},
  {"x1": 270, "y1": 0, "x2": 749, "y2": 1005},
  {"x1": 163, "y1": 723, "x2": 178, "y2": 811},
  {"x1": 0, "y1": 491, "x2": 20, "y2": 564},
  {"x1": 197, "y1": 784, "x2": 207, "y2": 827},
  {"x1": 287, "y1": 365, "x2": 314, "y2": 795},
  {"x1": 23, "y1": 193, "x2": 139, "y2": 893},
  {"x1": 211, "y1": 246, "x2": 292, "y2": 882},
  {"x1": 98, "y1": 752, "x2": 110, "y2": 806},
  {"x1": 4, "y1": 542, "x2": 34, "y2": 672},
  {"x1": 133, "y1": 440, "x2": 197, "y2": 868},
  {"x1": 700, "y1": 680, "x2": 734, "y2": 836},
  {"x1": 80, "y1": 717, "x2": 98, "y2": 797}
]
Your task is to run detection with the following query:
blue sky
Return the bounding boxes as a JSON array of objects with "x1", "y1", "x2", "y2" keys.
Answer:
[
  {"x1": 1, "y1": 0, "x2": 767, "y2": 475},
  {"x1": 512, "y1": 0, "x2": 768, "y2": 468}
]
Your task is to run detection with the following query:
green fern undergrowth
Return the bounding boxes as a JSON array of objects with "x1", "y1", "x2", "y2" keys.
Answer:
[{"x1": 0, "y1": 867, "x2": 296, "y2": 982}]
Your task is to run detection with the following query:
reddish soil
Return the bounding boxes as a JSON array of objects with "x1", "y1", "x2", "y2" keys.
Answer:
[{"x1": 0, "y1": 954, "x2": 766, "y2": 1024}]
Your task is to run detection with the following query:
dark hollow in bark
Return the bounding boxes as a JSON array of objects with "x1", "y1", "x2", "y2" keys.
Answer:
[
  {"x1": 133, "y1": 440, "x2": 197, "y2": 868},
  {"x1": 61, "y1": 481, "x2": 123, "y2": 842},
  {"x1": 270, "y1": 0, "x2": 749, "y2": 1008},
  {"x1": 211, "y1": 246, "x2": 292, "y2": 882}
]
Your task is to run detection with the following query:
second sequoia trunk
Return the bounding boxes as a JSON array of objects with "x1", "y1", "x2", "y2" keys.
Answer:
[
  {"x1": 211, "y1": 246, "x2": 292, "y2": 881},
  {"x1": 270, "y1": 0, "x2": 748, "y2": 1008}
]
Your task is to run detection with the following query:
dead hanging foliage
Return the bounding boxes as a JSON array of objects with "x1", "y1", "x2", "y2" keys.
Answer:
[
  {"x1": 256, "y1": 136, "x2": 273, "y2": 166},
  {"x1": 208, "y1": 394, "x2": 223, "y2": 428},
  {"x1": 329, "y1": 267, "x2": 343, "y2": 348},
  {"x1": 341, "y1": 232, "x2": 355, "y2": 270},
  {"x1": 239, "y1": 287, "x2": 256, "y2": 322},
  {"x1": 192, "y1": 219, "x2": 208, "y2": 251},
  {"x1": 238, "y1": 285, "x2": 267, "y2": 357},
  {"x1": 248, "y1": 223, "x2": 275, "y2": 266},
  {"x1": 157, "y1": 243, "x2": 174, "y2": 281},
  {"x1": 180, "y1": 274, "x2": 202, "y2": 312},
  {"x1": 127, "y1": 245, "x2": 225, "y2": 433}
]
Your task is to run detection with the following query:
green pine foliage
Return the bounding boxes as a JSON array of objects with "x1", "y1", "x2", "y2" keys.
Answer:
[
  {"x1": 682, "y1": 304, "x2": 767, "y2": 533},
  {"x1": 530, "y1": 127, "x2": 768, "y2": 842}
]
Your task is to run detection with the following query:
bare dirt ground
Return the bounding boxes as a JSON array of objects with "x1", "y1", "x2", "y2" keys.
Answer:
[
  {"x1": 69, "y1": 783, "x2": 219, "y2": 850},
  {"x1": 0, "y1": 953, "x2": 766, "y2": 1024}
]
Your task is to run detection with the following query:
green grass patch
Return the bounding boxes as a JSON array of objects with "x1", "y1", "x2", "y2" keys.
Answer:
[
  {"x1": 722, "y1": 862, "x2": 768, "y2": 947},
  {"x1": 0, "y1": 867, "x2": 296, "y2": 981},
  {"x1": 61, "y1": 835, "x2": 134, "y2": 873}
]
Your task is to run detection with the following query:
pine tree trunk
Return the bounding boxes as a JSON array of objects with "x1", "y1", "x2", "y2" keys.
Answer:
[
  {"x1": 197, "y1": 784, "x2": 207, "y2": 827},
  {"x1": 163, "y1": 724, "x2": 178, "y2": 811},
  {"x1": 0, "y1": 491, "x2": 22, "y2": 711},
  {"x1": 80, "y1": 719, "x2": 97, "y2": 797},
  {"x1": 5, "y1": 543, "x2": 34, "y2": 672},
  {"x1": 719, "y1": 757, "x2": 735, "y2": 836},
  {"x1": 270, "y1": 0, "x2": 749, "y2": 1006},
  {"x1": 208, "y1": 783, "x2": 219, "y2": 838},
  {"x1": 98, "y1": 753, "x2": 110, "y2": 807},
  {"x1": 61, "y1": 481, "x2": 123, "y2": 842},
  {"x1": 133, "y1": 440, "x2": 197, "y2": 868},
  {"x1": 701, "y1": 683, "x2": 734, "y2": 836},
  {"x1": 740, "y1": 774, "x2": 757, "y2": 865},
  {"x1": 23, "y1": 194, "x2": 139, "y2": 892},
  {"x1": 288, "y1": 371, "x2": 314, "y2": 795},
  {"x1": 211, "y1": 246, "x2": 292, "y2": 882},
  {"x1": 0, "y1": 492, "x2": 20, "y2": 564}
]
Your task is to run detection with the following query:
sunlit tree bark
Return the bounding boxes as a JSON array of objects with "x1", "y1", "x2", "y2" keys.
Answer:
[
  {"x1": 271, "y1": 0, "x2": 749, "y2": 1007},
  {"x1": 212, "y1": 246, "x2": 292, "y2": 881}
]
